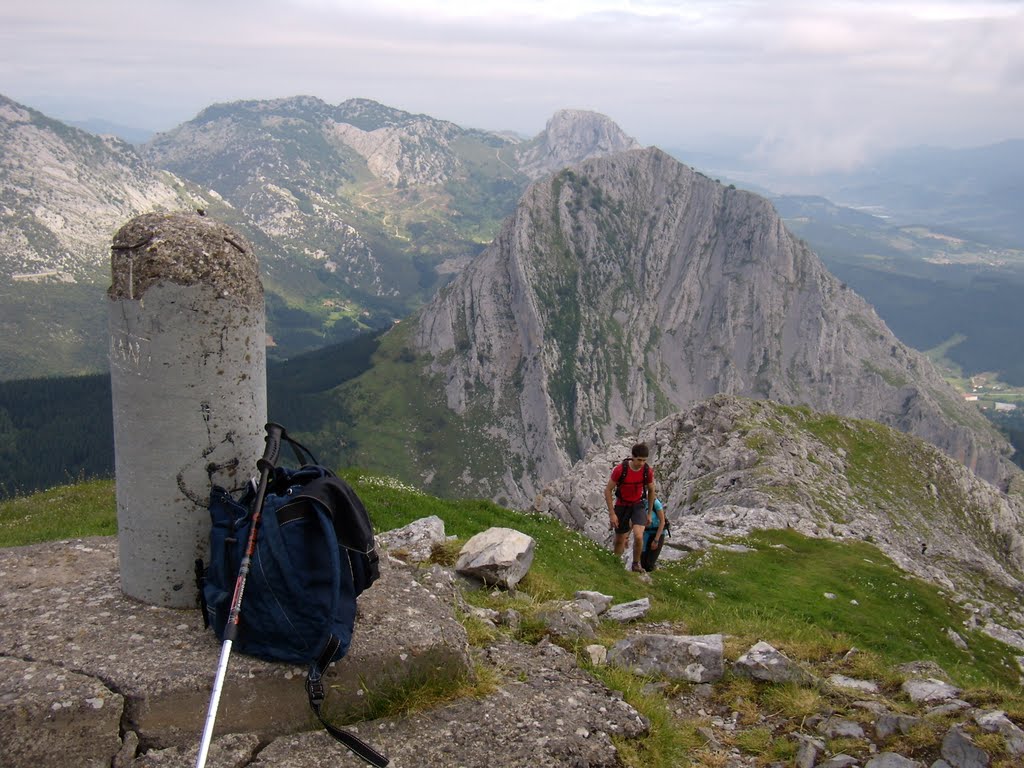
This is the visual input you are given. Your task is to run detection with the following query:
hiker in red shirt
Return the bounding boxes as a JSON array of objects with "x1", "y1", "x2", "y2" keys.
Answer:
[{"x1": 604, "y1": 442, "x2": 656, "y2": 573}]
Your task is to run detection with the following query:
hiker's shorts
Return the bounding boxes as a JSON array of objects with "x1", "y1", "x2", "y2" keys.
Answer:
[{"x1": 614, "y1": 503, "x2": 647, "y2": 534}]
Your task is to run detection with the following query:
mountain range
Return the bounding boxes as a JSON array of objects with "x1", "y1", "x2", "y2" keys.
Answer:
[
  {"x1": 1, "y1": 91, "x2": 1021, "y2": 510},
  {"x1": 0, "y1": 93, "x2": 638, "y2": 378},
  {"x1": 319, "y1": 146, "x2": 1015, "y2": 508}
]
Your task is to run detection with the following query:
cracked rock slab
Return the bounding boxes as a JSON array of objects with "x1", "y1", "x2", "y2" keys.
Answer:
[
  {"x1": 250, "y1": 639, "x2": 648, "y2": 767},
  {"x1": 0, "y1": 537, "x2": 471, "y2": 762},
  {"x1": 0, "y1": 655, "x2": 124, "y2": 768}
]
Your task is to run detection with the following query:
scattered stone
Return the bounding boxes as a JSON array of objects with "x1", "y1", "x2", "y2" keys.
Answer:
[
  {"x1": 608, "y1": 633, "x2": 724, "y2": 682},
  {"x1": 818, "y1": 716, "x2": 866, "y2": 739},
  {"x1": 926, "y1": 700, "x2": 971, "y2": 717},
  {"x1": 876, "y1": 713, "x2": 921, "y2": 740},
  {"x1": 852, "y1": 700, "x2": 891, "y2": 716},
  {"x1": 469, "y1": 606, "x2": 500, "y2": 625},
  {"x1": 981, "y1": 621, "x2": 1024, "y2": 652},
  {"x1": 734, "y1": 640, "x2": 815, "y2": 685},
  {"x1": 829, "y1": 673, "x2": 879, "y2": 694},
  {"x1": 974, "y1": 710, "x2": 1024, "y2": 756},
  {"x1": 901, "y1": 677, "x2": 961, "y2": 703},
  {"x1": 696, "y1": 725, "x2": 721, "y2": 749},
  {"x1": 793, "y1": 733, "x2": 824, "y2": 768},
  {"x1": 819, "y1": 755, "x2": 859, "y2": 768},
  {"x1": 585, "y1": 644, "x2": 607, "y2": 665},
  {"x1": 497, "y1": 608, "x2": 522, "y2": 630},
  {"x1": 940, "y1": 726, "x2": 990, "y2": 768},
  {"x1": 536, "y1": 600, "x2": 599, "y2": 641},
  {"x1": 692, "y1": 683, "x2": 714, "y2": 700},
  {"x1": 947, "y1": 628, "x2": 969, "y2": 650},
  {"x1": 575, "y1": 590, "x2": 613, "y2": 614},
  {"x1": 377, "y1": 515, "x2": 447, "y2": 562},
  {"x1": 864, "y1": 753, "x2": 925, "y2": 767},
  {"x1": 604, "y1": 597, "x2": 651, "y2": 622}
]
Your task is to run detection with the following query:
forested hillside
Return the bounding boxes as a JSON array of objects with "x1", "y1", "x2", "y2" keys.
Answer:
[
  {"x1": 0, "y1": 374, "x2": 113, "y2": 497},
  {"x1": 0, "y1": 330, "x2": 385, "y2": 498}
]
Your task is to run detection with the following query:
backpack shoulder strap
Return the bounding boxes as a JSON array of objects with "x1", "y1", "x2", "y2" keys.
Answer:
[
  {"x1": 615, "y1": 458, "x2": 630, "y2": 488},
  {"x1": 293, "y1": 473, "x2": 381, "y2": 591}
]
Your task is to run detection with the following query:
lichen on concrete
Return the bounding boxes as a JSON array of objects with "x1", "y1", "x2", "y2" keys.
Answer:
[{"x1": 108, "y1": 212, "x2": 262, "y2": 309}]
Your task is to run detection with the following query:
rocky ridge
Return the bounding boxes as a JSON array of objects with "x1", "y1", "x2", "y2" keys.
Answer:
[
  {"x1": 411, "y1": 147, "x2": 1015, "y2": 506},
  {"x1": 535, "y1": 394, "x2": 1024, "y2": 619},
  {"x1": 2, "y1": 92, "x2": 643, "y2": 379}
]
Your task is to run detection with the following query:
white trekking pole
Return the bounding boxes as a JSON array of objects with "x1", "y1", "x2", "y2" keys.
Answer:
[{"x1": 195, "y1": 423, "x2": 284, "y2": 768}]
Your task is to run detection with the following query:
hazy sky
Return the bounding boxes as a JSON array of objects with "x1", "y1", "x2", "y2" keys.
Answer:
[{"x1": 2, "y1": 1, "x2": 1022, "y2": 173}]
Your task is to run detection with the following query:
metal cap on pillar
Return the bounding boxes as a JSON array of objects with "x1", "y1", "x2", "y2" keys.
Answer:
[{"x1": 108, "y1": 212, "x2": 267, "y2": 608}]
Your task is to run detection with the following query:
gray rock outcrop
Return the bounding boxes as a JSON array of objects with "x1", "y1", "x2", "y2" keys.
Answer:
[
  {"x1": 515, "y1": 109, "x2": 642, "y2": 179},
  {"x1": 534, "y1": 394, "x2": 1024, "y2": 609},
  {"x1": 608, "y1": 633, "x2": 724, "y2": 682}
]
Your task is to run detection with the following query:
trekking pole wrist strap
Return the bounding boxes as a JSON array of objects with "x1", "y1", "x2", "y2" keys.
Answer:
[{"x1": 306, "y1": 654, "x2": 389, "y2": 768}]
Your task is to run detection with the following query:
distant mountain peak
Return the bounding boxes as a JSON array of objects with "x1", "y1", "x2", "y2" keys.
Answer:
[{"x1": 516, "y1": 108, "x2": 642, "y2": 179}]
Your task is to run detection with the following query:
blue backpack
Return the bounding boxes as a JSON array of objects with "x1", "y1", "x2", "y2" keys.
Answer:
[{"x1": 198, "y1": 438, "x2": 386, "y2": 766}]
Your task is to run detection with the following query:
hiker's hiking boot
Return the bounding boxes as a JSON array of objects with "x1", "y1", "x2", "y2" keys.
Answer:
[{"x1": 631, "y1": 563, "x2": 645, "y2": 574}]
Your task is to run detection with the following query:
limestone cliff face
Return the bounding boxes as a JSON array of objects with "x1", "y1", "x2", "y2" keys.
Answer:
[
  {"x1": 413, "y1": 147, "x2": 1014, "y2": 507},
  {"x1": 515, "y1": 109, "x2": 642, "y2": 180}
]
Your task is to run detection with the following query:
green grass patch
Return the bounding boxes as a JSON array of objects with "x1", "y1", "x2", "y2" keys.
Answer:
[
  {"x1": 654, "y1": 528, "x2": 1017, "y2": 687},
  {"x1": 0, "y1": 479, "x2": 115, "y2": 546}
]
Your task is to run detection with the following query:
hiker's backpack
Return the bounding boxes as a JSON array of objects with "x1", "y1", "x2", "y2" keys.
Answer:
[
  {"x1": 641, "y1": 499, "x2": 671, "y2": 572},
  {"x1": 613, "y1": 458, "x2": 652, "y2": 503},
  {"x1": 197, "y1": 436, "x2": 386, "y2": 767}
]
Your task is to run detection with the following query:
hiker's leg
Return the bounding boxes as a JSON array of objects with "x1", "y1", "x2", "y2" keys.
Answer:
[
  {"x1": 613, "y1": 532, "x2": 629, "y2": 555},
  {"x1": 631, "y1": 523, "x2": 645, "y2": 567}
]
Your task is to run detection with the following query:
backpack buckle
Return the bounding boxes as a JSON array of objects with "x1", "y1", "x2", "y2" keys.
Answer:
[{"x1": 306, "y1": 675, "x2": 326, "y2": 707}]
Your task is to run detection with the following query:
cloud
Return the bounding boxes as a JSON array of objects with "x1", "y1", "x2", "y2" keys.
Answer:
[{"x1": 0, "y1": 0, "x2": 1021, "y2": 171}]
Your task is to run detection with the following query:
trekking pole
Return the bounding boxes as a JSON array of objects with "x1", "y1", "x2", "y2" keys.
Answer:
[{"x1": 195, "y1": 422, "x2": 285, "y2": 768}]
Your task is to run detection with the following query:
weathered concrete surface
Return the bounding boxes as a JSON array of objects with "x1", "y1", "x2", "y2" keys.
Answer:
[
  {"x1": 0, "y1": 656, "x2": 124, "y2": 768},
  {"x1": 0, "y1": 537, "x2": 471, "y2": 766},
  {"x1": 109, "y1": 212, "x2": 267, "y2": 608}
]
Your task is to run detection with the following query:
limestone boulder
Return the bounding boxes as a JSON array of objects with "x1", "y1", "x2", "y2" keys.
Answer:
[
  {"x1": 454, "y1": 528, "x2": 535, "y2": 588},
  {"x1": 608, "y1": 633, "x2": 724, "y2": 682}
]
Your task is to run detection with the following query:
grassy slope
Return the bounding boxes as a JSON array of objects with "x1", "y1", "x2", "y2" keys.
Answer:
[{"x1": 3, "y1": 472, "x2": 1020, "y2": 693}]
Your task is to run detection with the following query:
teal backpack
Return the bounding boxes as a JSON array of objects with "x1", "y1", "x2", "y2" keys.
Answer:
[{"x1": 640, "y1": 498, "x2": 670, "y2": 571}]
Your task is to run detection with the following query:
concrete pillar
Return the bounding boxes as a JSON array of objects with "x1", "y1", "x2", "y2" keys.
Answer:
[{"x1": 108, "y1": 212, "x2": 266, "y2": 608}]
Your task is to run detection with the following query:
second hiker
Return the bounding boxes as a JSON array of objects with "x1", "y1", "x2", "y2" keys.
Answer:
[{"x1": 605, "y1": 442, "x2": 656, "y2": 573}]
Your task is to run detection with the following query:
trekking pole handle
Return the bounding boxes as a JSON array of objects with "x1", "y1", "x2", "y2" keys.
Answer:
[{"x1": 257, "y1": 422, "x2": 285, "y2": 473}]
